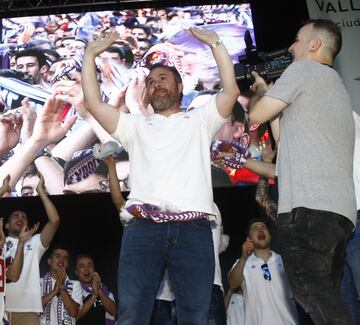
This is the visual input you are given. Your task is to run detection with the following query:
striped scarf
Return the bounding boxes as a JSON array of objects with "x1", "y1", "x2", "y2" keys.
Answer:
[
  {"x1": 126, "y1": 203, "x2": 208, "y2": 223},
  {"x1": 42, "y1": 272, "x2": 73, "y2": 325}
]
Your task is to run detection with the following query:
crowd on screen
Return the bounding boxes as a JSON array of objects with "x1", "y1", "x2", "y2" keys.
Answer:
[
  {"x1": 0, "y1": 4, "x2": 258, "y2": 198},
  {"x1": 0, "y1": 5, "x2": 359, "y2": 325}
]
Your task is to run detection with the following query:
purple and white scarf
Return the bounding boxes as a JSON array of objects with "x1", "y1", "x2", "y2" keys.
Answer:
[
  {"x1": 42, "y1": 272, "x2": 73, "y2": 325},
  {"x1": 81, "y1": 283, "x2": 115, "y2": 325},
  {"x1": 126, "y1": 203, "x2": 208, "y2": 223}
]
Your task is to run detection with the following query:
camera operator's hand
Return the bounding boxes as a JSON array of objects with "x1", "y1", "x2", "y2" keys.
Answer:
[{"x1": 250, "y1": 71, "x2": 270, "y2": 97}]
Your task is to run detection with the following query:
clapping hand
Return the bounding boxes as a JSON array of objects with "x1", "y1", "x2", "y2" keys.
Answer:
[{"x1": 18, "y1": 222, "x2": 40, "y2": 244}]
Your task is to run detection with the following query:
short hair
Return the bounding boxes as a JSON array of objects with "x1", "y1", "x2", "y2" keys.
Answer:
[
  {"x1": 148, "y1": 63, "x2": 182, "y2": 85},
  {"x1": 75, "y1": 254, "x2": 95, "y2": 265},
  {"x1": 15, "y1": 48, "x2": 47, "y2": 68},
  {"x1": 49, "y1": 245, "x2": 71, "y2": 258},
  {"x1": 245, "y1": 217, "x2": 269, "y2": 236},
  {"x1": 131, "y1": 24, "x2": 151, "y2": 37},
  {"x1": 106, "y1": 45, "x2": 135, "y2": 68},
  {"x1": 148, "y1": 63, "x2": 183, "y2": 103},
  {"x1": 43, "y1": 48, "x2": 61, "y2": 63},
  {"x1": 21, "y1": 163, "x2": 39, "y2": 187},
  {"x1": 7, "y1": 210, "x2": 28, "y2": 224},
  {"x1": 306, "y1": 19, "x2": 342, "y2": 59}
]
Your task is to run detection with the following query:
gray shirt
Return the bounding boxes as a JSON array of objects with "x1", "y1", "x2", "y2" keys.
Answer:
[{"x1": 267, "y1": 60, "x2": 356, "y2": 225}]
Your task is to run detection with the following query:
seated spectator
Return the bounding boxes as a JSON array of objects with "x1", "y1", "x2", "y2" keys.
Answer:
[
  {"x1": 40, "y1": 246, "x2": 82, "y2": 325},
  {"x1": 75, "y1": 254, "x2": 117, "y2": 324}
]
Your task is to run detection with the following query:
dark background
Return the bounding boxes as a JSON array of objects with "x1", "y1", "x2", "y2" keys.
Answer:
[{"x1": 0, "y1": 0, "x2": 309, "y2": 296}]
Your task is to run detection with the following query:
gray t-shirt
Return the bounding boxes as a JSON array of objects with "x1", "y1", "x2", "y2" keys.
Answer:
[{"x1": 267, "y1": 60, "x2": 356, "y2": 225}]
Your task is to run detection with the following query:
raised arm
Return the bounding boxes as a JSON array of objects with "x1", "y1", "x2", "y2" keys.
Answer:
[
  {"x1": 94, "y1": 272, "x2": 117, "y2": 316},
  {"x1": 37, "y1": 174, "x2": 60, "y2": 248},
  {"x1": 188, "y1": 27, "x2": 240, "y2": 119},
  {"x1": 6, "y1": 223, "x2": 40, "y2": 282},
  {"x1": 82, "y1": 32, "x2": 122, "y2": 134},
  {"x1": 249, "y1": 72, "x2": 287, "y2": 124},
  {"x1": 0, "y1": 96, "x2": 76, "y2": 190},
  {"x1": 243, "y1": 159, "x2": 276, "y2": 179},
  {"x1": 58, "y1": 266, "x2": 80, "y2": 317},
  {"x1": 103, "y1": 155, "x2": 125, "y2": 211},
  {"x1": 0, "y1": 175, "x2": 11, "y2": 198},
  {"x1": 0, "y1": 178, "x2": 10, "y2": 248},
  {"x1": 228, "y1": 238, "x2": 254, "y2": 289}
]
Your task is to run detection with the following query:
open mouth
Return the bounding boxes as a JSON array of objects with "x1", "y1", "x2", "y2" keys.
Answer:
[{"x1": 258, "y1": 233, "x2": 266, "y2": 241}]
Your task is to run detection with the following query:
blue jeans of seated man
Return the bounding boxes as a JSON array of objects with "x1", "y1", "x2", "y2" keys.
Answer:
[
  {"x1": 341, "y1": 211, "x2": 360, "y2": 325},
  {"x1": 277, "y1": 207, "x2": 354, "y2": 325},
  {"x1": 117, "y1": 218, "x2": 215, "y2": 325}
]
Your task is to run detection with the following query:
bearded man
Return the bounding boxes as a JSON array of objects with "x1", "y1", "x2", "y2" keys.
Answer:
[{"x1": 81, "y1": 27, "x2": 240, "y2": 325}]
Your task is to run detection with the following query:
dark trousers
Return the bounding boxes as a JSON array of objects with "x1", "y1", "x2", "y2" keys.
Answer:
[
  {"x1": 278, "y1": 207, "x2": 353, "y2": 325},
  {"x1": 117, "y1": 218, "x2": 214, "y2": 325},
  {"x1": 150, "y1": 285, "x2": 226, "y2": 325}
]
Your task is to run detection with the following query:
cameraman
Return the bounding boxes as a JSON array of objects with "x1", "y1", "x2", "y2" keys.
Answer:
[{"x1": 249, "y1": 19, "x2": 356, "y2": 325}]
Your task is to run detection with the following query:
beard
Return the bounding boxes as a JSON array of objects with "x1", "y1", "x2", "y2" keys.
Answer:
[{"x1": 149, "y1": 88, "x2": 180, "y2": 112}]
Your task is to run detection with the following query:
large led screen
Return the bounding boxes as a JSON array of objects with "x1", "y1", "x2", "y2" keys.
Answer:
[{"x1": 0, "y1": 3, "x2": 258, "y2": 196}]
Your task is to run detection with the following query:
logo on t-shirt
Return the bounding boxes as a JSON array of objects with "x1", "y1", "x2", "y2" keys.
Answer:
[{"x1": 26, "y1": 243, "x2": 33, "y2": 251}]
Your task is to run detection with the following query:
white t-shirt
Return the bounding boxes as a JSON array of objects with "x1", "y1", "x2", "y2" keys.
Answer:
[
  {"x1": 353, "y1": 111, "x2": 360, "y2": 210},
  {"x1": 112, "y1": 95, "x2": 227, "y2": 220},
  {"x1": 5, "y1": 234, "x2": 47, "y2": 312},
  {"x1": 39, "y1": 276, "x2": 82, "y2": 325},
  {"x1": 227, "y1": 292, "x2": 245, "y2": 325},
  {"x1": 0, "y1": 244, "x2": 5, "y2": 324},
  {"x1": 238, "y1": 252, "x2": 298, "y2": 325}
]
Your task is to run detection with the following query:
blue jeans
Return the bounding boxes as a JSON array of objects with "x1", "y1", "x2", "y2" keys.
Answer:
[
  {"x1": 150, "y1": 300, "x2": 177, "y2": 325},
  {"x1": 117, "y1": 218, "x2": 215, "y2": 325},
  {"x1": 150, "y1": 285, "x2": 226, "y2": 325},
  {"x1": 278, "y1": 207, "x2": 353, "y2": 325},
  {"x1": 341, "y1": 211, "x2": 360, "y2": 325},
  {"x1": 208, "y1": 285, "x2": 226, "y2": 325}
]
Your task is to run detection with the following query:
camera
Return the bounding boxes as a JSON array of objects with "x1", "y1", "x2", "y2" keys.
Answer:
[{"x1": 234, "y1": 30, "x2": 293, "y2": 92}]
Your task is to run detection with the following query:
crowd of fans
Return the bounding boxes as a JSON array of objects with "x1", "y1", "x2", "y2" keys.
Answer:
[{"x1": 0, "y1": 4, "x2": 256, "y2": 198}]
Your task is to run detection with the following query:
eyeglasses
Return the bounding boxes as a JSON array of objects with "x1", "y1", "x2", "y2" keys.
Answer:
[{"x1": 261, "y1": 263, "x2": 271, "y2": 281}]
